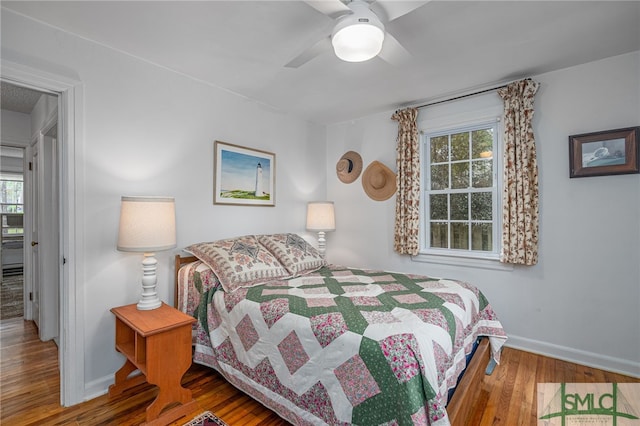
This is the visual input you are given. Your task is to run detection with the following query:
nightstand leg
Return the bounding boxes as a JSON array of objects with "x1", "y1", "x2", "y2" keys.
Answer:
[
  {"x1": 143, "y1": 327, "x2": 198, "y2": 425},
  {"x1": 108, "y1": 359, "x2": 147, "y2": 397},
  {"x1": 144, "y1": 385, "x2": 197, "y2": 426}
]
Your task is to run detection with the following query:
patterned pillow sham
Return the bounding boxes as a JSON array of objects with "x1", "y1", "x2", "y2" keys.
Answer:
[
  {"x1": 257, "y1": 233, "x2": 326, "y2": 276},
  {"x1": 184, "y1": 235, "x2": 290, "y2": 292}
]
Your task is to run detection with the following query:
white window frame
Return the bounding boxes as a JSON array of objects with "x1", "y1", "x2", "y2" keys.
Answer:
[
  {"x1": 422, "y1": 120, "x2": 500, "y2": 255},
  {"x1": 412, "y1": 92, "x2": 512, "y2": 271},
  {"x1": 0, "y1": 172, "x2": 24, "y2": 215}
]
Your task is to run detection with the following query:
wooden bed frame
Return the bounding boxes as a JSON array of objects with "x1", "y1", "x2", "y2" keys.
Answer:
[
  {"x1": 174, "y1": 254, "x2": 490, "y2": 425},
  {"x1": 174, "y1": 254, "x2": 198, "y2": 308}
]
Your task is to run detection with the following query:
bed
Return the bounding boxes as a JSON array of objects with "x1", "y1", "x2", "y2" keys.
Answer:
[{"x1": 175, "y1": 233, "x2": 507, "y2": 425}]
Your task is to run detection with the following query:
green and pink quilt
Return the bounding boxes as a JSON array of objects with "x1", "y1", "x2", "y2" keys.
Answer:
[{"x1": 178, "y1": 261, "x2": 506, "y2": 426}]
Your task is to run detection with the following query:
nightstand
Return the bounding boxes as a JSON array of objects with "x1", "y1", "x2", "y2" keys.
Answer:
[{"x1": 108, "y1": 303, "x2": 198, "y2": 425}]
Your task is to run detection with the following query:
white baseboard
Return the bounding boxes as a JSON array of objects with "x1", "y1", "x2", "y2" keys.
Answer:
[
  {"x1": 83, "y1": 370, "x2": 144, "y2": 402},
  {"x1": 83, "y1": 376, "x2": 111, "y2": 402},
  {"x1": 505, "y1": 334, "x2": 640, "y2": 379}
]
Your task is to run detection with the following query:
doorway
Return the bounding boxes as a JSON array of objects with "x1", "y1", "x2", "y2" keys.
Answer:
[
  {"x1": 0, "y1": 73, "x2": 82, "y2": 407},
  {"x1": 1, "y1": 81, "x2": 59, "y2": 340},
  {"x1": 2, "y1": 60, "x2": 84, "y2": 407},
  {"x1": 1, "y1": 146, "x2": 25, "y2": 320}
]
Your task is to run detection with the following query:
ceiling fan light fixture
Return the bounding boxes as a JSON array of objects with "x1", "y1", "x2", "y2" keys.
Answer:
[
  {"x1": 332, "y1": 22, "x2": 384, "y2": 62},
  {"x1": 331, "y1": 1, "x2": 385, "y2": 63}
]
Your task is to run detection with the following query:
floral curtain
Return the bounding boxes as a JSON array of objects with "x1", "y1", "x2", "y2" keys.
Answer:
[
  {"x1": 498, "y1": 79, "x2": 540, "y2": 265},
  {"x1": 392, "y1": 108, "x2": 420, "y2": 255}
]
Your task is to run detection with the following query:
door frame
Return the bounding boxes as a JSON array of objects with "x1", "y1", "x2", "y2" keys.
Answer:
[
  {"x1": 1, "y1": 60, "x2": 85, "y2": 406},
  {"x1": 26, "y1": 137, "x2": 40, "y2": 328}
]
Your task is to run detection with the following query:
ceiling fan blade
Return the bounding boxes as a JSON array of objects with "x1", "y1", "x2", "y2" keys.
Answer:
[
  {"x1": 370, "y1": 0, "x2": 431, "y2": 22},
  {"x1": 377, "y1": 31, "x2": 411, "y2": 66},
  {"x1": 285, "y1": 36, "x2": 333, "y2": 68},
  {"x1": 304, "y1": 0, "x2": 352, "y2": 19}
]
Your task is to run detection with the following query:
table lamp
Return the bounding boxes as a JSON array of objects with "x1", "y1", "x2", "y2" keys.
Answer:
[
  {"x1": 306, "y1": 201, "x2": 335, "y2": 257},
  {"x1": 117, "y1": 196, "x2": 176, "y2": 310}
]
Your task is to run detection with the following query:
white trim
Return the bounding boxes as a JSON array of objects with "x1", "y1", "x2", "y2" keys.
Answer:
[
  {"x1": 419, "y1": 120, "x2": 502, "y2": 257},
  {"x1": 505, "y1": 334, "x2": 640, "y2": 379},
  {"x1": 0, "y1": 136, "x2": 31, "y2": 146},
  {"x1": 83, "y1": 375, "x2": 115, "y2": 402},
  {"x1": 411, "y1": 252, "x2": 514, "y2": 271},
  {"x1": 1, "y1": 60, "x2": 85, "y2": 406}
]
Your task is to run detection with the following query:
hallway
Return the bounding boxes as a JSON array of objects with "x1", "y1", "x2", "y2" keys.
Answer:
[{"x1": 0, "y1": 274, "x2": 23, "y2": 320}]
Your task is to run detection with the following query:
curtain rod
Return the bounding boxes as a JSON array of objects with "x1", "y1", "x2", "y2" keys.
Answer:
[{"x1": 402, "y1": 78, "x2": 532, "y2": 111}]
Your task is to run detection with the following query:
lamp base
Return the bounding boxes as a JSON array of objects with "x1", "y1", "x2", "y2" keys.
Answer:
[
  {"x1": 137, "y1": 298, "x2": 162, "y2": 311},
  {"x1": 137, "y1": 253, "x2": 162, "y2": 310},
  {"x1": 316, "y1": 231, "x2": 326, "y2": 258}
]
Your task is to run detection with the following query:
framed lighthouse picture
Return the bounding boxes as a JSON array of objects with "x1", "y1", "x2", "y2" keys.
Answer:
[{"x1": 214, "y1": 140, "x2": 275, "y2": 206}]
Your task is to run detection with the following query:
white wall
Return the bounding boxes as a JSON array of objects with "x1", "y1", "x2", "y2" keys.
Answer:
[
  {"x1": 2, "y1": 9, "x2": 327, "y2": 399},
  {"x1": 30, "y1": 92, "x2": 57, "y2": 138},
  {"x1": 1, "y1": 109, "x2": 31, "y2": 147},
  {"x1": 1, "y1": 110, "x2": 30, "y2": 174},
  {"x1": 326, "y1": 51, "x2": 640, "y2": 376}
]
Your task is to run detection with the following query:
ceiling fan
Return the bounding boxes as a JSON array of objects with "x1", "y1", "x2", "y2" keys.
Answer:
[{"x1": 286, "y1": 0, "x2": 431, "y2": 67}]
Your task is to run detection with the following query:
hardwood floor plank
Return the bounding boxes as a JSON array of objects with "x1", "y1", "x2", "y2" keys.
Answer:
[{"x1": 2, "y1": 317, "x2": 638, "y2": 426}]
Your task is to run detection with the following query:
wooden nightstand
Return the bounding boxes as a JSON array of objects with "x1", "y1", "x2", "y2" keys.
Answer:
[{"x1": 109, "y1": 303, "x2": 198, "y2": 425}]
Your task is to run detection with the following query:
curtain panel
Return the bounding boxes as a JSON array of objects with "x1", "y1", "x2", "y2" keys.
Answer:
[
  {"x1": 498, "y1": 79, "x2": 540, "y2": 265},
  {"x1": 392, "y1": 108, "x2": 420, "y2": 255}
]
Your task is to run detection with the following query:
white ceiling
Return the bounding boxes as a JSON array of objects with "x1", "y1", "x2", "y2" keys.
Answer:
[
  {"x1": 0, "y1": 81, "x2": 45, "y2": 114},
  {"x1": 3, "y1": 1, "x2": 639, "y2": 124}
]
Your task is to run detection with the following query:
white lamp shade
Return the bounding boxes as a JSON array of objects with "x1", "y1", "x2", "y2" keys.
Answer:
[
  {"x1": 117, "y1": 196, "x2": 176, "y2": 252},
  {"x1": 306, "y1": 201, "x2": 336, "y2": 232}
]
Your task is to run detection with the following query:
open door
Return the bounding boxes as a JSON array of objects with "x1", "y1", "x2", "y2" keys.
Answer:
[
  {"x1": 30, "y1": 143, "x2": 41, "y2": 329},
  {"x1": 29, "y1": 125, "x2": 59, "y2": 342}
]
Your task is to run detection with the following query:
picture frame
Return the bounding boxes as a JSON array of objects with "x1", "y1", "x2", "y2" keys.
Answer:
[
  {"x1": 569, "y1": 126, "x2": 639, "y2": 178},
  {"x1": 214, "y1": 140, "x2": 275, "y2": 206}
]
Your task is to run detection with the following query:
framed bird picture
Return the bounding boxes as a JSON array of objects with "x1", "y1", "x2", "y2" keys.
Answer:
[{"x1": 569, "y1": 127, "x2": 639, "y2": 178}]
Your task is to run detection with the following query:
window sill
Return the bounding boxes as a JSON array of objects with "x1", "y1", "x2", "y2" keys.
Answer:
[{"x1": 411, "y1": 252, "x2": 514, "y2": 271}]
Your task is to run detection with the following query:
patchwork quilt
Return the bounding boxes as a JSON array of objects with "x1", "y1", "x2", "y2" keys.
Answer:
[{"x1": 178, "y1": 261, "x2": 507, "y2": 426}]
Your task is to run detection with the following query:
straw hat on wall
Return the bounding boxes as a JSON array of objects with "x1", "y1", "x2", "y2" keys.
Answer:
[
  {"x1": 362, "y1": 161, "x2": 397, "y2": 201},
  {"x1": 336, "y1": 151, "x2": 363, "y2": 183}
]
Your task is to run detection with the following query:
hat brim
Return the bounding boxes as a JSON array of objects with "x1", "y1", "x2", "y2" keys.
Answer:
[
  {"x1": 336, "y1": 151, "x2": 363, "y2": 183},
  {"x1": 362, "y1": 161, "x2": 397, "y2": 201}
]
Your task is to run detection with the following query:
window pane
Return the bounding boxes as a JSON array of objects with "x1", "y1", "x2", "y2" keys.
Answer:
[
  {"x1": 430, "y1": 164, "x2": 449, "y2": 190},
  {"x1": 430, "y1": 222, "x2": 448, "y2": 248},
  {"x1": 471, "y1": 192, "x2": 492, "y2": 220},
  {"x1": 451, "y1": 132, "x2": 469, "y2": 161},
  {"x1": 2, "y1": 227, "x2": 24, "y2": 236},
  {"x1": 430, "y1": 136, "x2": 449, "y2": 163},
  {"x1": 1, "y1": 180, "x2": 24, "y2": 204},
  {"x1": 1, "y1": 205, "x2": 23, "y2": 213},
  {"x1": 450, "y1": 193, "x2": 468, "y2": 220},
  {"x1": 472, "y1": 160, "x2": 493, "y2": 188},
  {"x1": 451, "y1": 162, "x2": 469, "y2": 189},
  {"x1": 471, "y1": 223, "x2": 493, "y2": 251},
  {"x1": 451, "y1": 223, "x2": 469, "y2": 249},
  {"x1": 430, "y1": 194, "x2": 448, "y2": 220},
  {"x1": 472, "y1": 128, "x2": 493, "y2": 159}
]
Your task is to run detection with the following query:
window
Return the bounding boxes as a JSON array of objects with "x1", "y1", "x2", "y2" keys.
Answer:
[
  {"x1": 422, "y1": 122, "x2": 499, "y2": 259},
  {"x1": 1, "y1": 173, "x2": 24, "y2": 237},
  {"x1": 414, "y1": 91, "x2": 509, "y2": 268},
  {"x1": 0, "y1": 173, "x2": 24, "y2": 214}
]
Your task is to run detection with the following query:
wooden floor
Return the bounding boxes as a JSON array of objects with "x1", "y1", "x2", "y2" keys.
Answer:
[{"x1": 1, "y1": 318, "x2": 638, "y2": 426}]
